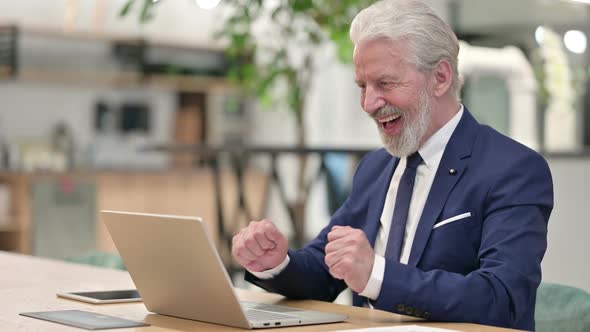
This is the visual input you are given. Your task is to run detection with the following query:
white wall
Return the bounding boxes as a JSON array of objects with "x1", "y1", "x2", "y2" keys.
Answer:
[
  {"x1": 459, "y1": 0, "x2": 590, "y2": 33},
  {"x1": 542, "y1": 158, "x2": 590, "y2": 292},
  {"x1": 305, "y1": 45, "x2": 380, "y2": 149},
  {"x1": 0, "y1": 82, "x2": 175, "y2": 169},
  {"x1": 0, "y1": 0, "x2": 216, "y2": 169},
  {"x1": 0, "y1": 0, "x2": 224, "y2": 47}
]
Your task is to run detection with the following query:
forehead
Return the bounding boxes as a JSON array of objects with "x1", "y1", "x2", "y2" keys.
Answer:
[{"x1": 353, "y1": 38, "x2": 413, "y2": 79}]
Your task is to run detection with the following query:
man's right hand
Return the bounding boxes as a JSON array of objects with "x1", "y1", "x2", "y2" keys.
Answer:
[{"x1": 232, "y1": 219, "x2": 288, "y2": 272}]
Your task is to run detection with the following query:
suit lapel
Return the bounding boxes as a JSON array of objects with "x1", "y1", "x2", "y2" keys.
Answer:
[
  {"x1": 408, "y1": 109, "x2": 479, "y2": 266},
  {"x1": 365, "y1": 156, "x2": 399, "y2": 246}
]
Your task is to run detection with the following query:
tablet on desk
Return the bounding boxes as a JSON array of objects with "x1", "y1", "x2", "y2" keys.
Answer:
[{"x1": 57, "y1": 290, "x2": 142, "y2": 304}]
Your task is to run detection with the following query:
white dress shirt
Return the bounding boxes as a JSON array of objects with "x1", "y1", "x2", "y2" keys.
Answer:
[
  {"x1": 251, "y1": 106, "x2": 465, "y2": 301},
  {"x1": 359, "y1": 105, "x2": 463, "y2": 299}
]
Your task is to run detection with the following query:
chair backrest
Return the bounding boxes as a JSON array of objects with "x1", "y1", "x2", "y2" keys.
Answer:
[{"x1": 535, "y1": 282, "x2": 590, "y2": 332}]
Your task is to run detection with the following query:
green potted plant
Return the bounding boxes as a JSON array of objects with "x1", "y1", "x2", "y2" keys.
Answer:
[{"x1": 120, "y1": 0, "x2": 371, "y2": 246}]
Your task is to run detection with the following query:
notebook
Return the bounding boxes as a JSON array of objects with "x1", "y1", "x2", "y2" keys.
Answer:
[{"x1": 101, "y1": 210, "x2": 347, "y2": 329}]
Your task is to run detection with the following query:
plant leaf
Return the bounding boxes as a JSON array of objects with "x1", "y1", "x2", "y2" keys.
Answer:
[
  {"x1": 119, "y1": 0, "x2": 135, "y2": 17},
  {"x1": 140, "y1": 0, "x2": 154, "y2": 23}
]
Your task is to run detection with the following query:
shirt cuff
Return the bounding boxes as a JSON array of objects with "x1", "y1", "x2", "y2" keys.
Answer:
[
  {"x1": 247, "y1": 255, "x2": 290, "y2": 280},
  {"x1": 359, "y1": 254, "x2": 385, "y2": 300}
]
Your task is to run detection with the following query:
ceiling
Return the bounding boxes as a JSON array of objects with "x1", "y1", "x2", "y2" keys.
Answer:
[
  {"x1": 421, "y1": 0, "x2": 590, "y2": 53},
  {"x1": 455, "y1": 0, "x2": 590, "y2": 33}
]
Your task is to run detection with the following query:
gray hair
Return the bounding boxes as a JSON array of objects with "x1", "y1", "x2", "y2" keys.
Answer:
[{"x1": 350, "y1": 0, "x2": 463, "y2": 99}]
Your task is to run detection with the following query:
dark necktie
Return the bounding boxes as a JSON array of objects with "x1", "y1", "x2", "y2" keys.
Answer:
[{"x1": 385, "y1": 152, "x2": 423, "y2": 261}]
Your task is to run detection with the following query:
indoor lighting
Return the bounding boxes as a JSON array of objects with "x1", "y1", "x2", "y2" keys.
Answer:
[
  {"x1": 564, "y1": 30, "x2": 587, "y2": 54},
  {"x1": 568, "y1": 0, "x2": 590, "y2": 4},
  {"x1": 195, "y1": 0, "x2": 221, "y2": 10},
  {"x1": 535, "y1": 26, "x2": 545, "y2": 45}
]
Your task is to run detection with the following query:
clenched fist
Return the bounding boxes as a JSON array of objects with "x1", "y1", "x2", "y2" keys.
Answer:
[
  {"x1": 232, "y1": 219, "x2": 288, "y2": 272},
  {"x1": 325, "y1": 226, "x2": 374, "y2": 293}
]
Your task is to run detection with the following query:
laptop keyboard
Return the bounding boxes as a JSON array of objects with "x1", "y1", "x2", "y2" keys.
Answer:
[{"x1": 246, "y1": 309, "x2": 297, "y2": 322}]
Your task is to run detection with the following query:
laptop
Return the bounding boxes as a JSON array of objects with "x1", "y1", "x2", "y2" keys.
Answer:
[{"x1": 101, "y1": 210, "x2": 347, "y2": 329}]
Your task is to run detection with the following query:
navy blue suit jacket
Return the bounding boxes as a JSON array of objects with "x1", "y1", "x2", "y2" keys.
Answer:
[{"x1": 246, "y1": 109, "x2": 553, "y2": 330}]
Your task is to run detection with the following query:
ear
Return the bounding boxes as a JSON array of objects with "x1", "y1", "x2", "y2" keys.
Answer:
[{"x1": 430, "y1": 60, "x2": 453, "y2": 97}]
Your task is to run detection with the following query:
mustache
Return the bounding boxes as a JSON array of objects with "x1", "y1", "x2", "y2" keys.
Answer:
[{"x1": 371, "y1": 105, "x2": 403, "y2": 120}]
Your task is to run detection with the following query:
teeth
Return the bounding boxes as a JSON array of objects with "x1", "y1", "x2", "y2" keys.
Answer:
[{"x1": 379, "y1": 114, "x2": 401, "y2": 123}]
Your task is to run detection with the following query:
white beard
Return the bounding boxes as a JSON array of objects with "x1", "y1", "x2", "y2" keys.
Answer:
[{"x1": 373, "y1": 89, "x2": 432, "y2": 158}]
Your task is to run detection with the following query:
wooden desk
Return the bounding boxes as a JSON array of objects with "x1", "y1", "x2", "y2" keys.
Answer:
[{"x1": 0, "y1": 251, "x2": 519, "y2": 331}]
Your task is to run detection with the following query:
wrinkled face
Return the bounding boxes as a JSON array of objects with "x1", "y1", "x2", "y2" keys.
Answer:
[{"x1": 354, "y1": 38, "x2": 433, "y2": 157}]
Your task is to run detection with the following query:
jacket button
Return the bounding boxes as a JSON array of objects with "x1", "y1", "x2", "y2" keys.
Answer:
[
  {"x1": 424, "y1": 312, "x2": 431, "y2": 320},
  {"x1": 396, "y1": 304, "x2": 405, "y2": 312},
  {"x1": 404, "y1": 306, "x2": 414, "y2": 315}
]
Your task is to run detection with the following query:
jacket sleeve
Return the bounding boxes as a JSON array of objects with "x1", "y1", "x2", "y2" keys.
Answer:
[
  {"x1": 245, "y1": 151, "x2": 380, "y2": 301},
  {"x1": 245, "y1": 196, "x2": 352, "y2": 301}
]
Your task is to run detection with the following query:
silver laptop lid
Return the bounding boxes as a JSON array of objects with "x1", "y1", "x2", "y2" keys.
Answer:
[{"x1": 101, "y1": 210, "x2": 252, "y2": 329}]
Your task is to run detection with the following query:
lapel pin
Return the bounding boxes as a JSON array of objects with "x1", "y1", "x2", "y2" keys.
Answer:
[{"x1": 449, "y1": 168, "x2": 457, "y2": 175}]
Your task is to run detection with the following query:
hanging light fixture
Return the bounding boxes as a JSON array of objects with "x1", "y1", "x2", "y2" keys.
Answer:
[
  {"x1": 535, "y1": 26, "x2": 545, "y2": 45},
  {"x1": 564, "y1": 30, "x2": 587, "y2": 54},
  {"x1": 195, "y1": 0, "x2": 221, "y2": 10}
]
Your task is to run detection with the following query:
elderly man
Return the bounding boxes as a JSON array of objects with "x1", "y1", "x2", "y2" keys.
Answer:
[{"x1": 232, "y1": 0, "x2": 553, "y2": 330}]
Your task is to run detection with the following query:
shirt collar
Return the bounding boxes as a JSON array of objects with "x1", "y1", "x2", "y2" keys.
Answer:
[{"x1": 417, "y1": 104, "x2": 464, "y2": 169}]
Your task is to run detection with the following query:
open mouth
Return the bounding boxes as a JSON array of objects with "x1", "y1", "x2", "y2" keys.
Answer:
[{"x1": 379, "y1": 113, "x2": 402, "y2": 130}]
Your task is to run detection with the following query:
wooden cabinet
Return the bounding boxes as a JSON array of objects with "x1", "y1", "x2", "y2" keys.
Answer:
[
  {"x1": 0, "y1": 173, "x2": 31, "y2": 253},
  {"x1": 96, "y1": 171, "x2": 219, "y2": 253},
  {"x1": 0, "y1": 169, "x2": 268, "y2": 259}
]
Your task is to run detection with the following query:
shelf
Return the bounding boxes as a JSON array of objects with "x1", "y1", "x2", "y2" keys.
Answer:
[
  {"x1": 0, "y1": 173, "x2": 30, "y2": 254},
  {"x1": 0, "y1": 223, "x2": 20, "y2": 232},
  {"x1": 145, "y1": 74, "x2": 233, "y2": 93},
  {"x1": 13, "y1": 24, "x2": 225, "y2": 53},
  {"x1": 0, "y1": 68, "x2": 235, "y2": 93},
  {"x1": 0, "y1": 24, "x2": 235, "y2": 93},
  {"x1": 12, "y1": 68, "x2": 140, "y2": 86}
]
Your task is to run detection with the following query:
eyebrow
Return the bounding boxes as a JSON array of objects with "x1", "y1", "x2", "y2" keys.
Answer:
[
  {"x1": 354, "y1": 73, "x2": 403, "y2": 86},
  {"x1": 376, "y1": 74, "x2": 400, "y2": 82}
]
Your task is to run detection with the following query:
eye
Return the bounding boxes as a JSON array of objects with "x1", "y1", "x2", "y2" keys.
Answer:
[{"x1": 379, "y1": 81, "x2": 394, "y2": 88}]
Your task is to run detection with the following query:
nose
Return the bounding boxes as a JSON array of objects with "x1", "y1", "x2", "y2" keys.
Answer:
[{"x1": 362, "y1": 86, "x2": 385, "y2": 114}]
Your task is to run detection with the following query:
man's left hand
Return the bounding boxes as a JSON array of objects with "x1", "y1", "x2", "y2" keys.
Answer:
[{"x1": 325, "y1": 226, "x2": 374, "y2": 293}]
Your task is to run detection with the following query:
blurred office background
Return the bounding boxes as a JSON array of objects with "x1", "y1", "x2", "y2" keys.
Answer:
[{"x1": 0, "y1": 0, "x2": 589, "y2": 299}]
